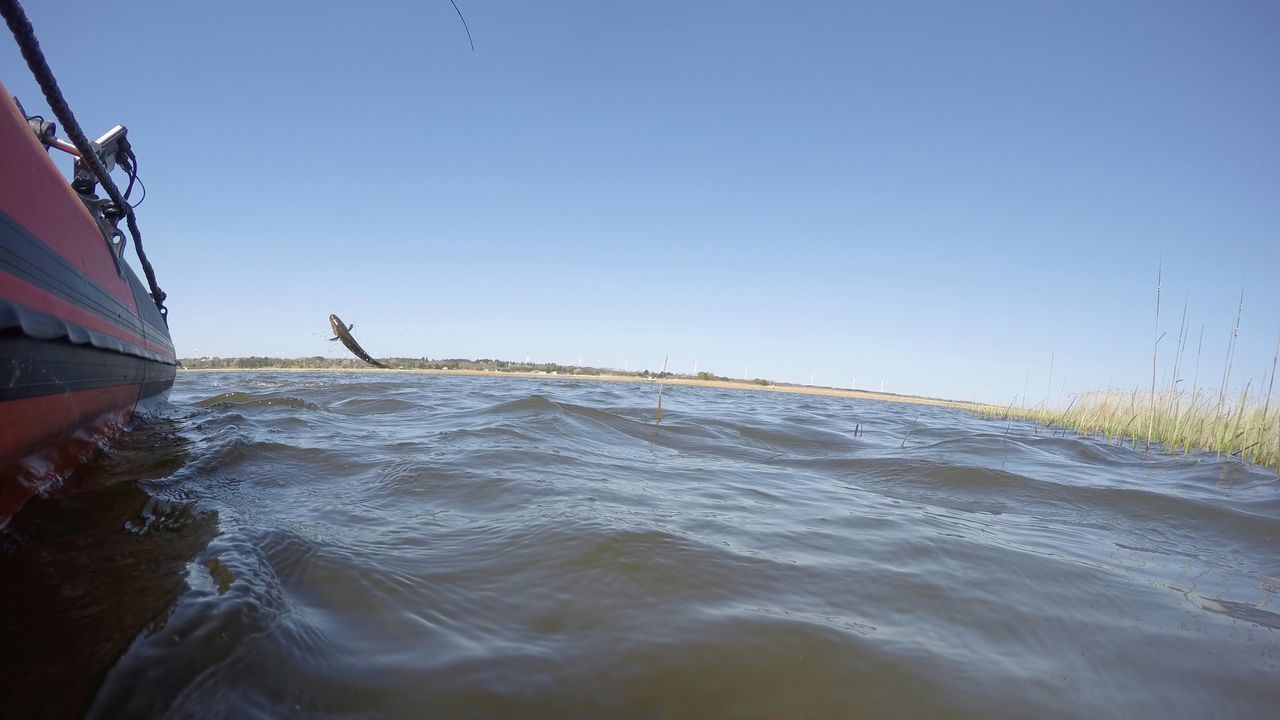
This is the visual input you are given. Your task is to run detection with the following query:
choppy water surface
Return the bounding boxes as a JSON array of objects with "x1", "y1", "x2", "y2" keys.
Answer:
[{"x1": 2, "y1": 372, "x2": 1278, "y2": 719}]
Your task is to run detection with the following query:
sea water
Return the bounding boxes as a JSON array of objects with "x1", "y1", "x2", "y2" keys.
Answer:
[{"x1": 1, "y1": 372, "x2": 1276, "y2": 718}]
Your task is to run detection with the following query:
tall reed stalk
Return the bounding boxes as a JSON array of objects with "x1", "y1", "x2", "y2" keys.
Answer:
[{"x1": 1148, "y1": 264, "x2": 1161, "y2": 451}]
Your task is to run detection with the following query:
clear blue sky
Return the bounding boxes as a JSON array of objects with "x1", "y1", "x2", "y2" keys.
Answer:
[{"x1": 5, "y1": 1, "x2": 1278, "y2": 403}]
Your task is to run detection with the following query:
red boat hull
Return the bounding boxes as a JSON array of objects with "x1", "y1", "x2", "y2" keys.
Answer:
[{"x1": 1, "y1": 80, "x2": 176, "y2": 525}]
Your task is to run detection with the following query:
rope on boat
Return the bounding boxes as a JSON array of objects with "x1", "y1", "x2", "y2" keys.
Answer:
[{"x1": 1, "y1": 0, "x2": 169, "y2": 322}]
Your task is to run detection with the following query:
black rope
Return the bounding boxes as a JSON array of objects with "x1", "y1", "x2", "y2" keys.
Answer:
[{"x1": 1, "y1": 0, "x2": 168, "y2": 321}]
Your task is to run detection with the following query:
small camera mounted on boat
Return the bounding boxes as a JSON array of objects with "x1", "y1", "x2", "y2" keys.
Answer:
[
  {"x1": 16, "y1": 107, "x2": 132, "y2": 264},
  {"x1": 71, "y1": 124, "x2": 127, "y2": 194}
]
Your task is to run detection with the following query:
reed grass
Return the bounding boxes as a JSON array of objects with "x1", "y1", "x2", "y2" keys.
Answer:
[
  {"x1": 973, "y1": 273, "x2": 1280, "y2": 473},
  {"x1": 974, "y1": 386, "x2": 1280, "y2": 471}
]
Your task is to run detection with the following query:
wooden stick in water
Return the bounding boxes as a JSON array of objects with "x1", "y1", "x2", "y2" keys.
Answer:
[{"x1": 656, "y1": 355, "x2": 668, "y2": 424}]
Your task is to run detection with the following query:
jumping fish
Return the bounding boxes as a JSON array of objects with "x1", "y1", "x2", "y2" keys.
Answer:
[{"x1": 328, "y1": 314, "x2": 388, "y2": 368}]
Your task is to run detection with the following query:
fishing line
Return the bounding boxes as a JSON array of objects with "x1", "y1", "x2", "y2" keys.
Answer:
[{"x1": 449, "y1": 0, "x2": 475, "y2": 51}]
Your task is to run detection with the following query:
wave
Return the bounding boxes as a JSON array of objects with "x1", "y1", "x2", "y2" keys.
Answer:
[{"x1": 196, "y1": 392, "x2": 324, "y2": 412}]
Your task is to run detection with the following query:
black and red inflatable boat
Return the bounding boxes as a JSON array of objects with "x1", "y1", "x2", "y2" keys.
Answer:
[{"x1": 1, "y1": 6, "x2": 176, "y2": 524}]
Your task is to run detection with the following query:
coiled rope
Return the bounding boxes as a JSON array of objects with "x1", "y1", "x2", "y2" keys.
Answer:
[{"x1": 1, "y1": 0, "x2": 168, "y2": 322}]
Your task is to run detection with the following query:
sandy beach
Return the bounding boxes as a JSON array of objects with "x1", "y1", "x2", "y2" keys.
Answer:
[{"x1": 179, "y1": 367, "x2": 973, "y2": 410}]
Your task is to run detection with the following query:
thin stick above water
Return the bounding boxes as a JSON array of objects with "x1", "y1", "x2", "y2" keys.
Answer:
[{"x1": 656, "y1": 355, "x2": 668, "y2": 424}]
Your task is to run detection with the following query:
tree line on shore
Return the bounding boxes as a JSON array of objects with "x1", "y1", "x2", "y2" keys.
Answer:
[{"x1": 178, "y1": 356, "x2": 773, "y2": 385}]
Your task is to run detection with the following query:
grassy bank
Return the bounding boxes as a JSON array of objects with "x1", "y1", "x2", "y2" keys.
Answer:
[{"x1": 976, "y1": 388, "x2": 1279, "y2": 471}]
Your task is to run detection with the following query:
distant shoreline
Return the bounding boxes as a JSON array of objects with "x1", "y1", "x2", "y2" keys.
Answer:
[{"x1": 177, "y1": 367, "x2": 972, "y2": 410}]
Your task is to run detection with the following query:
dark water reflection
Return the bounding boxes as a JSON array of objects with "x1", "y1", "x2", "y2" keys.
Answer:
[
  {"x1": 0, "y1": 416, "x2": 216, "y2": 718},
  {"x1": 2, "y1": 372, "x2": 1278, "y2": 718}
]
